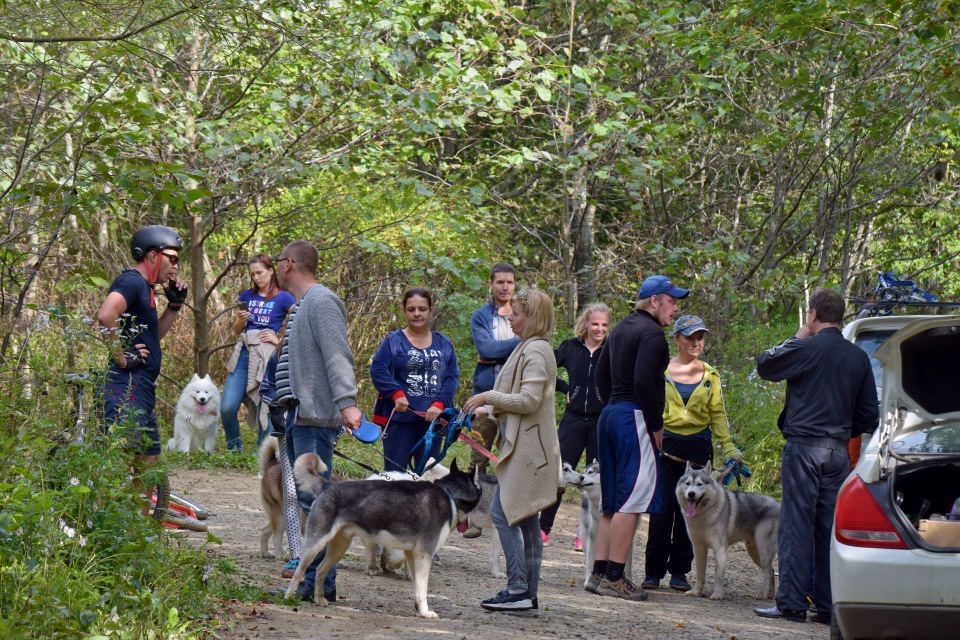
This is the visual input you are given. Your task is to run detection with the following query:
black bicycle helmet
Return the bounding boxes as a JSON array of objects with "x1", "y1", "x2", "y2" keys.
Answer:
[{"x1": 130, "y1": 225, "x2": 184, "y2": 260}]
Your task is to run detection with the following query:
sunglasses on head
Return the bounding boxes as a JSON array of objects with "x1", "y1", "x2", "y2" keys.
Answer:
[{"x1": 515, "y1": 288, "x2": 528, "y2": 300}]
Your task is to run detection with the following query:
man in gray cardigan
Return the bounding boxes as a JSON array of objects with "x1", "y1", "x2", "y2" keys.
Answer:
[{"x1": 274, "y1": 240, "x2": 362, "y2": 604}]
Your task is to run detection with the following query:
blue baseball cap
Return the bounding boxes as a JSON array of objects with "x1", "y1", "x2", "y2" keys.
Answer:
[
  {"x1": 638, "y1": 275, "x2": 689, "y2": 300},
  {"x1": 671, "y1": 315, "x2": 709, "y2": 336}
]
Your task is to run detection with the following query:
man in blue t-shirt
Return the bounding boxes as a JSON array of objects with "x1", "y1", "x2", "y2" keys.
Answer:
[{"x1": 97, "y1": 225, "x2": 188, "y2": 515}]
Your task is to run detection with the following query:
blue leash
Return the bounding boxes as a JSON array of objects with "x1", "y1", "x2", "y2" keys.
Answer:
[{"x1": 411, "y1": 408, "x2": 473, "y2": 476}]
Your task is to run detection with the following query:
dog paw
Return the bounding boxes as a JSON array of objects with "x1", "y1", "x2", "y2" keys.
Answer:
[
  {"x1": 709, "y1": 592, "x2": 724, "y2": 601},
  {"x1": 686, "y1": 589, "x2": 702, "y2": 597},
  {"x1": 491, "y1": 570, "x2": 506, "y2": 579},
  {"x1": 420, "y1": 610, "x2": 438, "y2": 619}
]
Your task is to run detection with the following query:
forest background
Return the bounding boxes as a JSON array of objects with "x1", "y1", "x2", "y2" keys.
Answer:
[{"x1": 2, "y1": 1, "x2": 959, "y2": 637}]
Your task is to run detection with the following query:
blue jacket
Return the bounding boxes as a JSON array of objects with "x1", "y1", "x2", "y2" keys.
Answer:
[
  {"x1": 369, "y1": 329, "x2": 459, "y2": 425},
  {"x1": 470, "y1": 301, "x2": 521, "y2": 393}
]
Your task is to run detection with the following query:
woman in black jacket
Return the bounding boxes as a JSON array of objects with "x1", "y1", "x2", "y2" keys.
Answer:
[{"x1": 539, "y1": 302, "x2": 611, "y2": 549}]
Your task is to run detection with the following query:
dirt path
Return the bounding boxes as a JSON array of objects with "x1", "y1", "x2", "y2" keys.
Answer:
[{"x1": 173, "y1": 468, "x2": 828, "y2": 640}]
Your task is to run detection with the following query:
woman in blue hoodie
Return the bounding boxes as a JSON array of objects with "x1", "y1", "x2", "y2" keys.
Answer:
[{"x1": 370, "y1": 287, "x2": 460, "y2": 473}]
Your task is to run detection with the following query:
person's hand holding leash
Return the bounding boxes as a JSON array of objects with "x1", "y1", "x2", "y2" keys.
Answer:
[
  {"x1": 424, "y1": 405, "x2": 442, "y2": 423},
  {"x1": 394, "y1": 395, "x2": 410, "y2": 412},
  {"x1": 341, "y1": 406, "x2": 362, "y2": 433},
  {"x1": 463, "y1": 391, "x2": 490, "y2": 419}
]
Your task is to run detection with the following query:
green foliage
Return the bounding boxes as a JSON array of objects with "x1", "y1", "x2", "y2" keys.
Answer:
[
  {"x1": 711, "y1": 317, "x2": 796, "y2": 498},
  {"x1": 0, "y1": 423, "x2": 214, "y2": 638}
]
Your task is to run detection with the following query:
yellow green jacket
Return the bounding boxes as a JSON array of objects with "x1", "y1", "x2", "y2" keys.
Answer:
[{"x1": 663, "y1": 362, "x2": 740, "y2": 460}]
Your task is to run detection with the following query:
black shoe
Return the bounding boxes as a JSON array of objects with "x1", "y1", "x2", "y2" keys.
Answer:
[
  {"x1": 669, "y1": 574, "x2": 692, "y2": 592},
  {"x1": 481, "y1": 589, "x2": 533, "y2": 611},
  {"x1": 753, "y1": 606, "x2": 807, "y2": 622},
  {"x1": 295, "y1": 584, "x2": 336, "y2": 604},
  {"x1": 813, "y1": 611, "x2": 831, "y2": 625}
]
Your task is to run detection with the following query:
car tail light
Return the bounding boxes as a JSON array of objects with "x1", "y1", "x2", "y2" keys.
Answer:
[{"x1": 835, "y1": 475, "x2": 907, "y2": 549}]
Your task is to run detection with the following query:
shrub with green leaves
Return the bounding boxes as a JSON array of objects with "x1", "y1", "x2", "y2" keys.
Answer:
[{"x1": 0, "y1": 381, "x2": 214, "y2": 639}]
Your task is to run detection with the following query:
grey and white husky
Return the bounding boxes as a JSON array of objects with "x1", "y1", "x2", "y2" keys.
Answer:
[
  {"x1": 363, "y1": 461, "x2": 449, "y2": 579},
  {"x1": 563, "y1": 460, "x2": 633, "y2": 587},
  {"x1": 285, "y1": 455, "x2": 481, "y2": 618},
  {"x1": 676, "y1": 461, "x2": 780, "y2": 600}
]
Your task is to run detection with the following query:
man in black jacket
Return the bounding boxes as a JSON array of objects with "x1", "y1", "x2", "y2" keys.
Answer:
[{"x1": 754, "y1": 288, "x2": 878, "y2": 624}]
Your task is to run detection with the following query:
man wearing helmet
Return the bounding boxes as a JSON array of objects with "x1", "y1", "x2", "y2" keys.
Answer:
[{"x1": 97, "y1": 225, "x2": 189, "y2": 515}]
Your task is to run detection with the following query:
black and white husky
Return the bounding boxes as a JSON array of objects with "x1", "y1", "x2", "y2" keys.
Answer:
[
  {"x1": 676, "y1": 461, "x2": 780, "y2": 600},
  {"x1": 284, "y1": 455, "x2": 480, "y2": 618}
]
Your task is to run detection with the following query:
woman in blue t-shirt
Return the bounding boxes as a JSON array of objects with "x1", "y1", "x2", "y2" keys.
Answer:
[
  {"x1": 220, "y1": 254, "x2": 295, "y2": 450},
  {"x1": 369, "y1": 287, "x2": 459, "y2": 472}
]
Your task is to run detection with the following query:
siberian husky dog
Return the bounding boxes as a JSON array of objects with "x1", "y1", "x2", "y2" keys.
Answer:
[
  {"x1": 258, "y1": 435, "x2": 287, "y2": 558},
  {"x1": 676, "y1": 461, "x2": 780, "y2": 600},
  {"x1": 364, "y1": 461, "x2": 449, "y2": 578},
  {"x1": 168, "y1": 374, "x2": 221, "y2": 452},
  {"x1": 565, "y1": 460, "x2": 635, "y2": 588},
  {"x1": 286, "y1": 455, "x2": 481, "y2": 618}
]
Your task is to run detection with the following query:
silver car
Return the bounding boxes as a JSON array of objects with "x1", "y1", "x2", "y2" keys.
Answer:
[{"x1": 831, "y1": 316, "x2": 960, "y2": 640}]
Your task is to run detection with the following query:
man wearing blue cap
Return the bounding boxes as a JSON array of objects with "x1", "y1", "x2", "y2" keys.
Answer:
[{"x1": 588, "y1": 274, "x2": 688, "y2": 601}]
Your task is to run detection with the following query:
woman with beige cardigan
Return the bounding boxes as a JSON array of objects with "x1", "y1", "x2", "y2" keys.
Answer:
[{"x1": 463, "y1": 288, "x2": 560, "y2": 615}]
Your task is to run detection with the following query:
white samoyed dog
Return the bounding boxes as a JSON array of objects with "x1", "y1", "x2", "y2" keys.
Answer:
[{"x1": 168, "y1": 374, "x2": 221, "y2": 453}]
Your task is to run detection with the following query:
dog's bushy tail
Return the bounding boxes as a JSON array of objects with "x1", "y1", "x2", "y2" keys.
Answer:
[
  {"x1": 258, "y1": 435, "x2": 279, "y2": 476},
  {"x1": 292, "y1": 452, "x2": 329, "y2": 500}
]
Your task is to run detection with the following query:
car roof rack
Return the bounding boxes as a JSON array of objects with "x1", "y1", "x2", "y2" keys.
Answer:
[{"x1": 848, "y1": 298, "x2": 960, "y2": 320}]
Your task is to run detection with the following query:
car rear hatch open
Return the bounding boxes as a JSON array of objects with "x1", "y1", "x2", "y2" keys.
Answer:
[{"x1": 873, "y1": 317, "x2": 960, "y2": 549}]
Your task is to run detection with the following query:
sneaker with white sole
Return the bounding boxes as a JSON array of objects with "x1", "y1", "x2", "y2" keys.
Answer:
[
  {"x1": 541, "y1": 530, "x2": 550, "y2": 547},
  {"x1": 481, "y1": 589, "x2": 533, "y2": 611},
  {"x1": 597, "y1": 576, "x2": 649, "y2": 601},
  {"x1": 585, "y1": 572, "x2": 603, "y2": 594},
  {"x1": 573, "y1": 536, "x2": 583, "y2": 552}
]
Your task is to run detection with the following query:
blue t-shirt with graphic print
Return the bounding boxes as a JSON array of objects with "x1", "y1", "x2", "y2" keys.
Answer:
[{"x1": 238, "y1": 289, "x2": 295, "y2": 333}]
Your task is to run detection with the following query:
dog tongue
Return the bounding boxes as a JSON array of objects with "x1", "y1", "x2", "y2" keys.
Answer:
[
  {"x1": 196, "y1": 405, "x2": 206, "y2": 414},
  {"x1": 685, "y1": 501, "x2": 697, "y2": 518},
  {"x1": 456, "y1": 521, "x2": 469, "y2": 533}
]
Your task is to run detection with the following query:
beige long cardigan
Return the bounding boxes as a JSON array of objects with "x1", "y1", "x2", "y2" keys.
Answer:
[{"x1": 487, "y1": 337, "x2": 561, "y2": 526}]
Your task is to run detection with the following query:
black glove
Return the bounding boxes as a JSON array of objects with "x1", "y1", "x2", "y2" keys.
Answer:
[
  {"x1": 267, "y1": 401, "x2": 287, "y2": 437},
  {"x1": 121, "y1": 350, "x2": 146, "y2": 369},
  {"x1": 164, "y1": 280, "x2": 188, "y2": 310}
]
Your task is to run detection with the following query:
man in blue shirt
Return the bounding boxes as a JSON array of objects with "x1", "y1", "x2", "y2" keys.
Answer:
[
  {"x1": 462, "y1": 262, "x2": 521, "y2": 538},
  {"x1": 97, "y1": 225, "x2": 188, "y2": 516}
]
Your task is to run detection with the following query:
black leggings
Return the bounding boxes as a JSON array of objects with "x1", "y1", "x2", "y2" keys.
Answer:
[{"x1": 539, "y1": 412, "x2": 599, "y2": 534}]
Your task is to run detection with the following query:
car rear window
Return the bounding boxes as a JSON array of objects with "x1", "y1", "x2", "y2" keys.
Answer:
[{"x1": 854, "y1": 329, "x2": 896, "y2": 389}]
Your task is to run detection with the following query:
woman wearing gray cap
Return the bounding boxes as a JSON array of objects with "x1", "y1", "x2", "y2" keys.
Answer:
[{"x1": 640, "y1": 315, "x2": 742, "y2": 592}]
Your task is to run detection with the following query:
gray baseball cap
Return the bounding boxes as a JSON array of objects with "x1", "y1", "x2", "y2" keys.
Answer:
[{"x1": 671, "y1": 315, "x2": 709, "y2": 337}]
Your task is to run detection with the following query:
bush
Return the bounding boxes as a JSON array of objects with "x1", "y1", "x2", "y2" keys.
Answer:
[{"x1": 0, "y1": 379, "x2": 216, "y2": 639}]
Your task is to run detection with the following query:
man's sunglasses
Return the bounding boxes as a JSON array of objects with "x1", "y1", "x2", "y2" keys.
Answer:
[{"x1": 160, "y1": 251, "x2": 180, "y2": 265}]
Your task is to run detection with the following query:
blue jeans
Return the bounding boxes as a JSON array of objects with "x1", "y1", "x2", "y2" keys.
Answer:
[
  {"x1": 219, "y1": 347, "x2": 249, "y2": 451},
  {"x1": 286, "y1": 419, "x2": 340, "y2": 596},
  {"x1": 490, "y1": 486, "x2": 543, "y2": 599}
]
